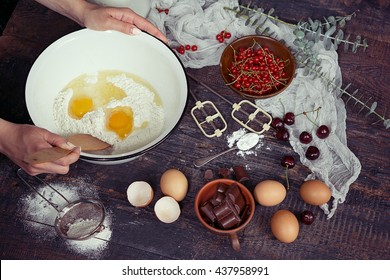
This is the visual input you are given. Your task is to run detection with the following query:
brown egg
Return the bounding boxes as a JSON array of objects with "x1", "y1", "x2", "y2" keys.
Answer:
[
  {"x1": 271, "y1": 210, "x2": 299, "y2": 243},
  {"x1": 253, "y1": 180, "x2": 286, "y2": 206},
  {"x1": 300, "y1": 180, "x2": 332, "y2": 206},
  {"x1": 160, "y1": 169, "x2": 188, "y2": 202}
]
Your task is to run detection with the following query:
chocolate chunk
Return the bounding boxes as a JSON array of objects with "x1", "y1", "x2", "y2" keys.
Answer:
[
  {"x1": 204, "y1": 169, "x2": 214, "y2": 182},
  {"x1": 211, "y1": 191, "x2": 225, "y2": 206},
  {"x1": 218, "y1": 167, "x2": 231, "y2": 179},
  {"x1": 213, "y1": 197, "x2": 239, "y2": 220},
  {"x1": 233, "y1": 165, "x2": 250, "y2": 183},
  {"x1": 218, "y1": 210, "x2": 242, "y2": 229},
  {"x1": 200, "y1": 201, "x2": 217, "y2": 223},
  {"x1": 225, "y1": 183, "x2": 245, "y2": 212},
  {"x1": 216, "y1": 183, "x2": 229, "y2": 193}
]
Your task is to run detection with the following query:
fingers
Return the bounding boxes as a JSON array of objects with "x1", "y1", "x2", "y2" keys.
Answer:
[
  {"x1": 22, "y1": 147, "x2": 80, "y2": 176},
  {"x1": 105, "y1": 8, "x2": 168, "y2": 43}
]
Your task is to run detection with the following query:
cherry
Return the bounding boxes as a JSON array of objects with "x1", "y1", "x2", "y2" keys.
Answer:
[
  {"x1": 281, "y1": 155, "x2": 295, "y2": 168},
  {"x1": 275, "y1": 128, "x2": 289, "y2": 141},
  {"x1": 284, "y1": 112, "x2": 295, "y2": 125},
  {"x1": 301, "y1": 210, "x2": 315, "y2": 225},
  {"x1": 316, "y1": 125, "x2": 330, "y2": 139},
  {"x1": 271, "y1": 117, "x2": 284, "y2": 129},
  {"x1": 305, "y1": 146, "x2": 320, "y2": 160},
  {"x1": 299, "y1": 131, "x2": 313, "y2": 144}
]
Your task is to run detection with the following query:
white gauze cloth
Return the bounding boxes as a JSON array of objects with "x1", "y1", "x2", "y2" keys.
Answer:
[{"x1": 148, "y1": 0, "x2": 362, "y2": 218}]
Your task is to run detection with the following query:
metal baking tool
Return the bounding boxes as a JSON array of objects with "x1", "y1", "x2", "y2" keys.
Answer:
[
  {"x1": 190, "y1": 89, "x2": 227, "y2": 138},
  {"x1": 188, "y1": 73, "x2": 272, "y2": 134},
  {"x1": 17, "y1": 168, "x2": 106, "y2": 240}
]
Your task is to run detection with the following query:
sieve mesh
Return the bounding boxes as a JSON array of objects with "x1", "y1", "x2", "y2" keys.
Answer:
[{"x1": 55, "y1": 199, "x2": 105, "y2": 240}]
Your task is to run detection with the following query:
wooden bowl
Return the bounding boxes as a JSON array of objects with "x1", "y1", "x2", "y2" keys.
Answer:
[{"x1": 220, "y1": 35, "x2": 296, "y2": 99}]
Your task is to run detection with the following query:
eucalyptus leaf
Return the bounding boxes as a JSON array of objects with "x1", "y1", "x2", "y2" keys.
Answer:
[
  {"x1": 324, "y1": 25, "x2": 337, "y2": 38},
  {"x1": 335, "y1": 29, "x2": 344, "y2": 45},
  {"x1": 365, "y1": 101, "x2": 377, "y2": 116},
  {"x1": 327, "y1": 16, "x2": 336, "y2": 25},
  {"x1": 339, "y1": 18, "x2": 346, "y2": 28},
  {"x1": 384, "y1": 119, "x2": 390, "y2": 129},
  {"x1": 315, "y1": 27, "x2": 322, "y2": 42},
  {"x1": 323, "y1": 17, "x2": 330, "y2": 30},
  {"x1": 324, "y1": 37, "x2": 332, "y2": 50},
  {"x1": 294, "y1": 29, "x2": 305, "y2": 39}
]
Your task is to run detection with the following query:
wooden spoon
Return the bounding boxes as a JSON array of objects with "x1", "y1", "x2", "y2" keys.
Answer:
[
  {"x1": 23, "y1": 134, "x2": 111, "y2": 164},
  {"x1": 67, "y1": 134, "x2": 111, "y2": 151}
]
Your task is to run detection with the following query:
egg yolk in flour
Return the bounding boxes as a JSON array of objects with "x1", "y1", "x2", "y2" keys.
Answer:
[{"x1": 106, "y1": 106, "x2": 134, "y2": 139}]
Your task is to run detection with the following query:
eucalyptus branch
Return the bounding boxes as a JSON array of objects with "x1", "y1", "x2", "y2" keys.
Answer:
[{"x1": 301, "y1": 62, "x2": 390, "y2": 128}]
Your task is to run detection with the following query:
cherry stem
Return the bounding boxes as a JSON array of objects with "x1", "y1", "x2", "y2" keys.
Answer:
[
  {"x1": 285, "y1": 166, "x2": 290, "y2": 190},
  {"x1": 296, "y1": 106, "x2": 322, "y2": 127}
]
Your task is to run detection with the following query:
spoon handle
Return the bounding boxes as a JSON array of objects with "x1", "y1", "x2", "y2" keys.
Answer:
[{"x1": 194, "y1": 147, "x2": 238, "y2": 167}]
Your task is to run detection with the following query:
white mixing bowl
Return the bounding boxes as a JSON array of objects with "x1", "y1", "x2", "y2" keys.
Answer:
[{"x1": 26, "y1": 29, "x2": 188, "y2": 164}]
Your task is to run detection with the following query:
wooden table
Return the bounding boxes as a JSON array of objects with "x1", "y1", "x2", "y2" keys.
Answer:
[{"x1": 0, "y1": 0, "x2": 389, "y2": 260}]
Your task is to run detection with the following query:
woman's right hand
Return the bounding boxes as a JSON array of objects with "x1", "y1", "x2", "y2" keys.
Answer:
[{"x1": 0, "y1": 119, "x2": 80, "y2": 176}]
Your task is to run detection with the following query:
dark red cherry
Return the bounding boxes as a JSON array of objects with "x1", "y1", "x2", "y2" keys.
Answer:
[
  {"x1": 316, "y1": 125, "x2": 330, "y2": 139},
  {"x1": 275, "y1": 128, "x2": 289, "y2": 141},
  {"x1": 271, "y1": 117, "x2": 284, "y2": 129},
  {"x1": 281, "y1": 156, "x2": 295, "y2": 168},
  {"x1": 283, "y1": 112, "x2": 295, "y2": 125},
  {"x1": 299, "y1": 131, "x2": 313, "y2": 144},
  {"x1": 305, "y1": 146, "x2": 320, "y2": 160},
  {"x1": 301, "y1": 210, "x2": 315, "y2": 225}
]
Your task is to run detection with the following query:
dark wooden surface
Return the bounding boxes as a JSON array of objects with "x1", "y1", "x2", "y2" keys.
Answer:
[{"x1": 0, "y1": 0, "x2": 389, "y2": 260}]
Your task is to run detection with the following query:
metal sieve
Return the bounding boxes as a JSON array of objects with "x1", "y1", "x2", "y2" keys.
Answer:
[{"x1": 17, "y1": 168, "x2": 106, "y2": 240}]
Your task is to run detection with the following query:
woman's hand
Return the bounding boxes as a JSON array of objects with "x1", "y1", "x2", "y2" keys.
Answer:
[
  {"x1": 34, "y1": 0, "x2": 168, "y2": 43},
  {"x1": 0, "y1": 119, "x2": 80, "y2": 176},
  {"x1": 82, "y1": 5, "x2": 168, "y2": 43}
]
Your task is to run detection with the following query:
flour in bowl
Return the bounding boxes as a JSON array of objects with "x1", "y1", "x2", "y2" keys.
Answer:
[{"x1": 53, "y1": 71, "x2": 165, "y2": 153}]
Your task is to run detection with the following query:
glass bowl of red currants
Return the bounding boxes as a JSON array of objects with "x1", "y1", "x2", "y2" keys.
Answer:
[{"x1": 220, "y1": 35, "x2": 296, "y2": 99}]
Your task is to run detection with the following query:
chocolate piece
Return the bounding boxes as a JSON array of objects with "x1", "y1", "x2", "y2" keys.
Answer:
[
  {"x1": 233, "y1": 165, "x2": 250, "y2": 183},
  {"x1": 218, "y1": 210, "x2": 242, "y2": 229},
  {"x1": 204, "y1": 169, "x2": 214, "y2": 182},
  {"x1": 218, "y1": 167, "x2": 231, "y2": 179},
  {"x1": 200, "y1": 201, "x2": 217, "y2": 223},
  {"x1": 210, "y1": 191, "x2": 225, "y2": 206},
  {"x1": 225, "y1": 183, "x2": 245, "y2": 213},
  {"x1": 213, "y1": 198, "x2": 239, "y2": 220},
  {"x1": 216, "y1": 183, "x2": 229, "y2": 193}
]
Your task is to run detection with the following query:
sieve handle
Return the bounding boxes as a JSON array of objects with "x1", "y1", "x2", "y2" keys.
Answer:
[{"x1": 16, "y1": 168, "x2": 70, "y2": 212}]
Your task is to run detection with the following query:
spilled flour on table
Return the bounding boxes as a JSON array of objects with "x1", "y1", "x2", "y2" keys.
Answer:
[
  {"x1": 226, "y1": 128, "x2": 266, "y2": 158},
  {"x1": 17, "y1": 179, "x2": 112, "y2": 259}
]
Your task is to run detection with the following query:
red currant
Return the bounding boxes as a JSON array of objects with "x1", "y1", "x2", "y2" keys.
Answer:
[{"x1": 191, "y1": 45, "x2": 198, "y2": 51}]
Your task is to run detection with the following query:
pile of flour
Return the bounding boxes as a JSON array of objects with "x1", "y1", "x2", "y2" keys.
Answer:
[
  {"x1": 17, "y1": 178, "x2": 112, "y2": 259},
  {"x1": 53, "y1": 73, "x2": 165, "y2": 153}
]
